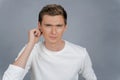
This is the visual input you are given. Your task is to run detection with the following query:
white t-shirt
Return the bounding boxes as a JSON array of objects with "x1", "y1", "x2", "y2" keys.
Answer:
[{"x1": 3, "y1": 40, "x2": 97, "y2": 80}]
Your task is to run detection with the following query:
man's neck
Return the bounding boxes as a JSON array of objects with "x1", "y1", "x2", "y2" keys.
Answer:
[{"x1": 44, "y1": 40, "x2": 65, "y2": 51}]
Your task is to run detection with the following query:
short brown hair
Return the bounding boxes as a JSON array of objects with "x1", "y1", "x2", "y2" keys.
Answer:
[{"x1": 38, "y1": 4, "x2": 67, "y2": 25}]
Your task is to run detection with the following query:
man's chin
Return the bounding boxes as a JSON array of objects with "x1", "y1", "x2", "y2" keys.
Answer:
[
  {"x1": 48, "y1": 39, "x2": 61, "y2": 44},
  {"x1": 49, "y1": 40, "x2": 57, "y2": 44}
]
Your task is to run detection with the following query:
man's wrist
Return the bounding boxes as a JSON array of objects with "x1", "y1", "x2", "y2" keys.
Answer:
[{"x1": 27, "y1": 41, "x2": 35, "y2": 47}]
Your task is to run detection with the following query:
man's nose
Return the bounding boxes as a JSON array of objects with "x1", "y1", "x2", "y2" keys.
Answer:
[{"x1": 51, "y1": 26, "x2": 57, "y2": 34}]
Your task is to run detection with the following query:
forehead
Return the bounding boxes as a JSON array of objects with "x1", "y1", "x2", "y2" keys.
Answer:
[{"x1": 42, "y1": 15, "x2": 65, "y2": 24}]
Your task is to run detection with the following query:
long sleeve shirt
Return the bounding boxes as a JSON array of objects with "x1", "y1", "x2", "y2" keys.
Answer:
[{"x1": 2, "y1": 40, "x2": 97, "y2": 80}]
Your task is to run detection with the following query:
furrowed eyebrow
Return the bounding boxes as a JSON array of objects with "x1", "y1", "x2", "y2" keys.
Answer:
[
  {"x1": 44, "y1": 24, "x2": 64, "y2": 26},
  {"x1": 44, "y1": 24, "x2": 52, "y2": 26},
  {"x1": 44, "y1": 24, "x2": 51, "y2": 26},
  {"x1": 56, "y1": 24, "x2": 63, "y2": 26}
]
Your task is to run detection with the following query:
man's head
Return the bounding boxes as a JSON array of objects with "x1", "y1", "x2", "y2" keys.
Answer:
[
  {"x1": 38, "y1": 4, "x2": 67, "y2": 44},
  {"x1": 38, "y1": 4, "x2": 67, "y2": 25}
]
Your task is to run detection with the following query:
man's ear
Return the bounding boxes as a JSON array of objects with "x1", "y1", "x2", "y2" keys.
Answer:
[
  {"x1": 64, "y1": 25, "x2": 67, "y2": 32},
  {"x1": 38, "y1": 22, "x2": 41, "y2": 30}
]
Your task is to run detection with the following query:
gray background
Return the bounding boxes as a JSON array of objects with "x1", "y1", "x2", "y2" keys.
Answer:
[{"x1": 0, "y1": 0, "x2": 120, "y2": 80}]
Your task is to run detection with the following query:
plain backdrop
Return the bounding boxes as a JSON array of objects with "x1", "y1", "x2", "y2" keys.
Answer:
[{"x1": 0, "y1": 0, "x2": 120, "y2": 80}]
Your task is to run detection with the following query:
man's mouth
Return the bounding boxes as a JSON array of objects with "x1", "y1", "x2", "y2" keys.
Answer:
[{"x1": 49, "y1": 36, "x2": 57, "y2": 39}]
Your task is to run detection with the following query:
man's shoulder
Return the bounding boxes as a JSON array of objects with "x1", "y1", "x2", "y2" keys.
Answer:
[
  {"x1": 34, "y1": 41, "x2": 43, "y2": 47},
  {"x1": 65, "y1": 40, "x2": 87, "y2": 57},
  {"x1": 65, "y1": 40, "x2": 85, "y2": 50}
]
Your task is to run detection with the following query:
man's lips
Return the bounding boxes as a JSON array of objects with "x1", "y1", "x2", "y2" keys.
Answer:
[{"x1": 49, "y1": 36, "x2": 57, "y2": 39}]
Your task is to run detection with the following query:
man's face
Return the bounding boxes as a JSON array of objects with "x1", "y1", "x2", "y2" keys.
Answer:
[{"x1": 39, "y1": 15, "x2": 67, "y2": 44}]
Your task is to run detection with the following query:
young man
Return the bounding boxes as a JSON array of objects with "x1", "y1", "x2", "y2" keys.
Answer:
[{"x1": 3, "y1": 4, "x2": 97, "y2": 80}]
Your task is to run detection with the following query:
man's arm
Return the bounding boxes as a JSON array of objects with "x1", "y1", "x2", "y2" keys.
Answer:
[
  {"x1": 13, "y1": 28, "x2": 41, "y2": 68},
  {"x1": 2, "y1": 28, "x2": 41, "y2": 80},
  {"x1": 81, "y1": 48, "x2": 97, "y2": 80},
  {"x1": 13, "y1": 42, "x2": 35, "y2": 68}
]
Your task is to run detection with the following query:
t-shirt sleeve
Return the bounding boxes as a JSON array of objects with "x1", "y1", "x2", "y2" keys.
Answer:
[
  {"x1": 80, "y1": 48, "x2": 97, "y2": 80},
  {"x1": 2, "y1": 44, "x2": 34, "y2": 80}
]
